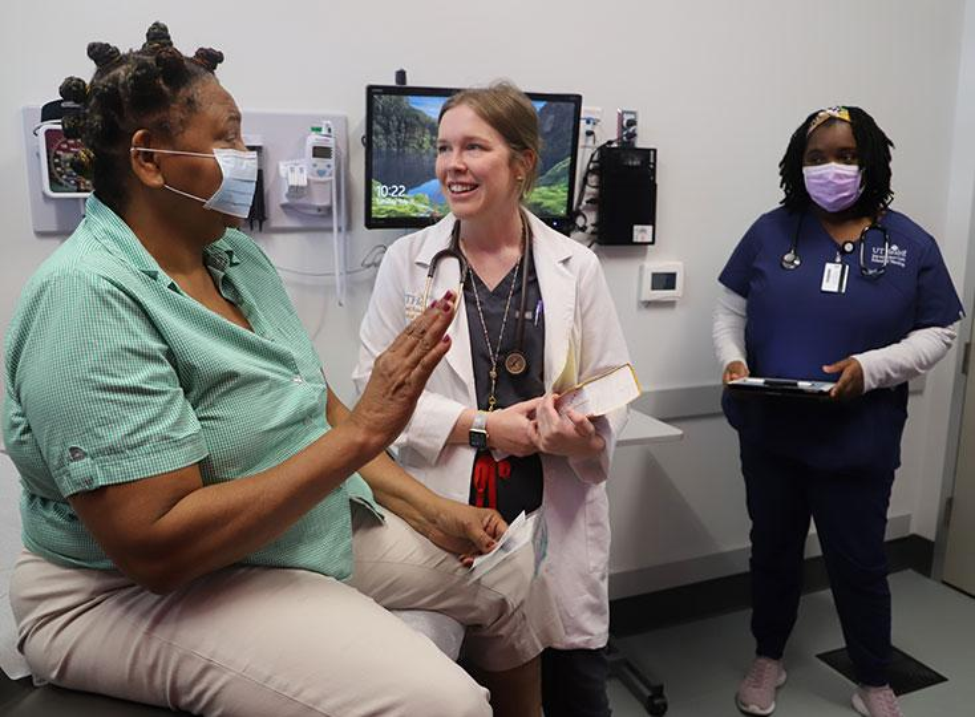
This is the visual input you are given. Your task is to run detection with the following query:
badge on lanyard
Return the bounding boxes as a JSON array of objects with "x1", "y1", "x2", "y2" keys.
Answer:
[{"x1": 821, "y1": 259, "x2": 849, "y2": 294}]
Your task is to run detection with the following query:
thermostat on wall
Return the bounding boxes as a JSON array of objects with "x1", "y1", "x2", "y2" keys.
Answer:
[{"x1": 639, "y1": 261, "x2": 683, "y2": 302}]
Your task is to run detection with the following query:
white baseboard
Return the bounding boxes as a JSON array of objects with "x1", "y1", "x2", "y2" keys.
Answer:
[{"x1": 609, "y1": 512, "x2": 912, "y2": 600}]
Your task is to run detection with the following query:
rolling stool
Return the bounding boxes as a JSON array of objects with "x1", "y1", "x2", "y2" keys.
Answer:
[{"x1": 607, "y1": 637, "x2": 668, "y2": 715}]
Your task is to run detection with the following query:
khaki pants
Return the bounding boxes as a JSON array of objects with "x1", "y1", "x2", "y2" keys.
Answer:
[{"x1": 9, "y1": 506, "x2": 562, "y2": 717}]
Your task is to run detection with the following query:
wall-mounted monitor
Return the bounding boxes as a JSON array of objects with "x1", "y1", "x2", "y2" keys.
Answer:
[{"x1": 365, "y1": 84, "x2": 582, "y2": 234}]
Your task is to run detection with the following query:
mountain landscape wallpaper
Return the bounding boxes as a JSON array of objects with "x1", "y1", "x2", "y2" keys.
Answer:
[{"x1": 370, "y1": 93, "x2": 577, "y2": 221}]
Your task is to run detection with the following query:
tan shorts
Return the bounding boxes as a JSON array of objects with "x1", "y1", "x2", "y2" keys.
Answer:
[{"x1": 9, "y1": 506, "x2": 562, "y2": 717}]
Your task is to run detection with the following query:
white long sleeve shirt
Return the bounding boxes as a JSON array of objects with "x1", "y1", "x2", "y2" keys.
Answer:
[{"x1": 712, "y1": 285, "x2": 958, "y2": 392}]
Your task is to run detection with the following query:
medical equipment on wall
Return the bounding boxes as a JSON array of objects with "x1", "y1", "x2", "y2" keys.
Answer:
[
  {"x1": 595, "y1": 146, "x2": 657, "y2": 245},
  {"x1": 781, "y1": 215, "x2": 890, "y2": 278},
  {"x1": 22, "y1": 102, "x2": 89, "y2": 234},
  {"x1": 573, "y1": 109, "x2": 658, "y2": 246},
  {"x1": 280, "y1": 123, "x2": 336, "y2": 212},
  {"x1": 37, "y1": 123, "x2": 92, "y2": 198},
  {"x1": 276, "y1": 121, "x2": 349, "y2": 303}
]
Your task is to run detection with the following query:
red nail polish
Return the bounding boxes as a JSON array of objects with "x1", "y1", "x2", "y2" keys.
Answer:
[
  {"x1": 443, "y1": 290, "x2": 455, "y2": 301},
  {"x1": 442, "y1": 335, "x2": 451, "y2": 343}
]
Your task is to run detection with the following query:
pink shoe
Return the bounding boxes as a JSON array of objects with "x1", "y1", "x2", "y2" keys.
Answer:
[
  {"x1": 736, "y1": 657, "x2": 787, "y2": 715},
  {"x1": 852, "y1": 685, "x2": 903, "y2": 717}
]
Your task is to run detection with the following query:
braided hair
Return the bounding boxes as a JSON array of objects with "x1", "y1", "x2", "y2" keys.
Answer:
[
  {"x1": 59, "y1": 22, "x2": 225, "y2": 212},
  {"x1": 778, "y1": 107, "x2": 895, "y2": 218}
]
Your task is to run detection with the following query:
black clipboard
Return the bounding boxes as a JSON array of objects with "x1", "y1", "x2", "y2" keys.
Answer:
[{"x1": 727, "y1": 376, "x2": 835, "y2": 399}]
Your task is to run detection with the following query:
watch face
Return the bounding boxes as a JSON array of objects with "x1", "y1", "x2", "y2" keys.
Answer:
[{"x1": 469, "y1": 430, "x2": 488, "y2": 449}]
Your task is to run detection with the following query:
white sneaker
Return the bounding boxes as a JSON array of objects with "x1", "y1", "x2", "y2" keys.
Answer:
[
  {"x1": 736, "y1": 657, "x2": 787, "y2": 715},
  {"x1": 852, "y1": 685, "x2": 903, "y2": 717}
]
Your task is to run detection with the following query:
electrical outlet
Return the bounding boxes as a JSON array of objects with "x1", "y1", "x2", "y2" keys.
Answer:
[
  {"x1": 581, "y1": 106, "x2": 602, "y2": 147},
  {"x1": 617, "y1": 109, "x2": 638, "y2": 145}
]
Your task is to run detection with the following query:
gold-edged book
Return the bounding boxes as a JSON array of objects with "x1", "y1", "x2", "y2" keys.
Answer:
[{"x1": 557, "y1": 364, "x2": 642, "y2": 417}]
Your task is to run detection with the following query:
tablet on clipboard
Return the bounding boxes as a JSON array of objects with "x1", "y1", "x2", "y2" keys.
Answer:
[{"x1": 727, "y1": 376, "x2": 835, "y2": 399}]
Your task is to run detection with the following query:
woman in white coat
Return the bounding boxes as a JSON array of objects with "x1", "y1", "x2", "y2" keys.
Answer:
[{"x1": 354, "y1": 82, "x2": 631, "y2": 717}]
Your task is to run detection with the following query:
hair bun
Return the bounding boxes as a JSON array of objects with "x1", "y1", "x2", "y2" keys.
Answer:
[
  {"x1": 143, "y1": 21, "x2": 174, "y2": 52},
  {"x1": 61, "y1": 112, "x2": 87, "y2": 140},
  {"x1": 59, "y1": 76, "x2": 88, "y2": 104},
  {"x1": 155, "y1": 46, "x2": 188, "y2": 85},
  {"x1": 70, "y1": 147, "x2": 94, "y2": 179},
  {"x1": 87, "y1": 42, "x2": 121, "y2": 69},
  {"x1": 193, "y1": 47, "x2": 224, "y2": 73}
]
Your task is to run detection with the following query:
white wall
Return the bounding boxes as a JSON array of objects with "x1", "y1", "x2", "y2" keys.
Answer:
[{"x1": 2, "y1": 0, "x2": 972, "y2": 594}]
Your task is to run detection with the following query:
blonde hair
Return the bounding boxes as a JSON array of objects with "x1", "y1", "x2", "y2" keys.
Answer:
[{"x1": 439, "y1": 81, "x2": 540, "y2": 197}]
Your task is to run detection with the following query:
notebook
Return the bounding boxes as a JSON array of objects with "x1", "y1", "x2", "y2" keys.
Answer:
[{"x1": 557, "y1": 364, "x2": 642, "y2": 417}]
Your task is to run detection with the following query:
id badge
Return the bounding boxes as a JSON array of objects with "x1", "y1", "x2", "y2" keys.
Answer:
[{"x1": 821, "y1": 262, "x2": 849, "y2": 294}]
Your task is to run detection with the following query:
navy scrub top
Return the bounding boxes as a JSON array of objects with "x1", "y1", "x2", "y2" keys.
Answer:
[
  {"x1": 464, "y1": 246, "x2": 545, "y2": 523},
  {"x1": 719, "y1": 206, "x2": 964, "y2": 472}
]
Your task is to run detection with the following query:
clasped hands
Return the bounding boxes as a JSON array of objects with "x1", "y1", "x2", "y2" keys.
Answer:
[{"x1": 487, "y1": 394, "x2": 605, "y2": 459}]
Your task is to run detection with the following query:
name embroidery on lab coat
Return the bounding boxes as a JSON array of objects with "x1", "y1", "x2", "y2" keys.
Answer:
[{"x1": 404, "y1": 291, "x2": 425, "y2": 321}]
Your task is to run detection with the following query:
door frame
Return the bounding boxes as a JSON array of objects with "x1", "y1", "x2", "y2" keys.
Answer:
[{"x1": 933, "y1": 212, "x2": 975, "y2": 581}]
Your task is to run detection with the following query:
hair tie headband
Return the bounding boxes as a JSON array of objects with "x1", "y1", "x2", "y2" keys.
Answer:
[{"x1": 807, "y1": 106, "x2": 851, "y2": 136}]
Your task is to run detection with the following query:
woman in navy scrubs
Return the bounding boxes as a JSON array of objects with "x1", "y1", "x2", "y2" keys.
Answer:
[{"x1": 714, "y1": 107, "x2": 964, "y2": 717}]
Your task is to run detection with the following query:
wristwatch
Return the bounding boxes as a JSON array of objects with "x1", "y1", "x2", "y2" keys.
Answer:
[{"x1": 469, "y1": 411, "x2": 489, "y2": 450}]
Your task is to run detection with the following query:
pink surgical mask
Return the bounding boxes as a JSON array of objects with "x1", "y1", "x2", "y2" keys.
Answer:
[{"x1": 802, "y1": 163, "x2": 863, "y2": 213}]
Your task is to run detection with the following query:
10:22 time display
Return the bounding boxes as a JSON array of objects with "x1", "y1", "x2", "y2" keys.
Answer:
[{"x1": 376, "y1": 184, "x2": 407, "y2": 198}]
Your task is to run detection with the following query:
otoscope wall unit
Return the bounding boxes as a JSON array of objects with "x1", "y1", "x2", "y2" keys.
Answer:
[{"x1": 241, "y1": 110, "x2": 349, "y2": 232}]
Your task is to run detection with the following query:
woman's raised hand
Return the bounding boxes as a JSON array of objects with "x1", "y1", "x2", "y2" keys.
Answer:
[{"x1": 349, "y1": 292, "x2": 456, "y2": 451}]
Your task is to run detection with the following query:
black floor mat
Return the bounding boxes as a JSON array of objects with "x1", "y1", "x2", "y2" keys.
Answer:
[{"x1": 816, "y1": 646, "x2": 948, "y2": 695}]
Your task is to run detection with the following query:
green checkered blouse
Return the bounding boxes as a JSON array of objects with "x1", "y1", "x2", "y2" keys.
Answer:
[{"x1": 2, "y1": 195, "x2": 378, "y2": 577}]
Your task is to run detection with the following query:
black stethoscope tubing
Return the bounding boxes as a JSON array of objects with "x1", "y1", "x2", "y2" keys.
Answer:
[
  {"x1": 423, "y1": 216, "x2": 533, "y2": 373},
  {"x1": 781, "y1": 213, "x2": 889, "y2": 278}
]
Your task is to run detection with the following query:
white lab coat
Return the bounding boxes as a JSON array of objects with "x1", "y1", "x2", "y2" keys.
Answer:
[{"x1": 353, "y1": 212, "x2": 631, "y2": 649}]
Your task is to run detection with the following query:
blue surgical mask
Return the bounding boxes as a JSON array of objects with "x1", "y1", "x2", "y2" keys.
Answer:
[{"x1": 130, "y1": 147, "x2": 258, "y2": 218}]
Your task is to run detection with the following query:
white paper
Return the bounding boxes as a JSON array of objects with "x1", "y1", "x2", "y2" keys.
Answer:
[
  {"x1": 470, "y1": 511, "x2": 534, "y2": 578},
  {"x1": 558, "y1": 365, "x2": 641, "y2": 418}
]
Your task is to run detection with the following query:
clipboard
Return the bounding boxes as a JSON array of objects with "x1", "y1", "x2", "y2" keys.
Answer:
[
  {"x1": 557, "y1": 364, "x2": 642, "y2": 417},
  {"x1": 727, "y1": 376, "x2": 835, "y2": 399}
]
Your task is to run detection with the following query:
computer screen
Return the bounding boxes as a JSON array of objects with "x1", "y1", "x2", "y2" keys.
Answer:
[{"x1": 365, "y1": 85, "x2": 582, "y2": 233}]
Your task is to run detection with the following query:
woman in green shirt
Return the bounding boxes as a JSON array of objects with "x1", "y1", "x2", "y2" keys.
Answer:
[{"x1": 3, "y1": 23, "x2": 559, "y2": 717}]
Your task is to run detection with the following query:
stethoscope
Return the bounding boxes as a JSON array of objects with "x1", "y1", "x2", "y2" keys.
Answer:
[
  {"x1": 781, "y1": 214, "x2": 889, "y2": 278},
  {"x1": 421, "y1": 216, "x2": 532, "y2": 376}
]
